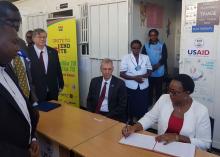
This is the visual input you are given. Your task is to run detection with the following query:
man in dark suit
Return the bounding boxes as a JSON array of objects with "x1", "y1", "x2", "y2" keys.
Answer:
[
  {"x1": 0, "y1": 1, "x2": 39, "y2": 105},
  {"x1": 26, "y1": 30, "x2": 34, "y2": 47},
  {"x1": 0, "y1": 23, "x2": 39, "y2": 157},
  {"x1": 29, "y1": 28, "x2": 64, "y2": 102},
  {"x1": 87, "y1": 58, "x2": 127, "y2": 122}
]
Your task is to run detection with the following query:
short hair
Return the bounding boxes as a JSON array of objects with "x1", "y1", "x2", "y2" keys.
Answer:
[
  {"x1": 130, "y1": 40, "x2": 142, "y2": 48},
  {"x1": 100, "y1": 58, "x2": 113, "y2": 68},
  {"x1": 173, "y1": 74, "x2": 195, "y2": 94},
  {"x1": 0, "y1": 1, "x2": 20, "y2": 18},
  {"x1": 148, "y1": 29, "x2": 159, "y2": 36},
  {"x1": 26, "y1": 30, "x2": 33, "y2": 35},
  {"x1": 32, "y1": 28, "x2": 47, "y2": 37}
]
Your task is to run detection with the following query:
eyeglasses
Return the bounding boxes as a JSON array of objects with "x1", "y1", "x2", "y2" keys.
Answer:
[
  {"x1": 36, "y1": 36, "x2": 47, "y2": 39},
  {"x1": 168, "y1": 88, "x2": 184, "y2": 96}
]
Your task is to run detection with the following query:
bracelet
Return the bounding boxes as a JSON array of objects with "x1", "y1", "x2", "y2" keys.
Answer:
[{"x1": 175, "y1": 135, "x2": 179, "y2": 142}]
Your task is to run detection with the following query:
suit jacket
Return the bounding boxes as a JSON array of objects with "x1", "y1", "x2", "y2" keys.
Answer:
[
  {"x1": 28, "y1": 45, "x2": 64, "y2": 102},
  {"x1": 0, "y1": 66, "x2": 37, "y2": 157},
  {"x1": 87, "y1": 75, "x2": 127, "y2": 122}
]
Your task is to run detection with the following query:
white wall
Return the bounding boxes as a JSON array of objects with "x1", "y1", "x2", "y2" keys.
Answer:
[
  {"x1": 132, "y1": 0, "x2": 181, "y2": 76},
  {"x1": 14, "y1": 0, "x2": 129, "y2": 108},
  {"x1": 180, "y1": 0, "x2": 220, "y2": 149}
]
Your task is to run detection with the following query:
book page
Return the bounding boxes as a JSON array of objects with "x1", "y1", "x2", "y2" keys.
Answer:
[
  {"x1": 154, "y1": 141, "x2": 195, "y2": 157},
  {"x1": 119, "y1": 133, "x2": 156, "y2": 150}
]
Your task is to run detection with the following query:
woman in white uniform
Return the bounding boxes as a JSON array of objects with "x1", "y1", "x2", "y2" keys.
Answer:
[{"x1": 120, "y1": 40, "x2": 152, "y2": 123}]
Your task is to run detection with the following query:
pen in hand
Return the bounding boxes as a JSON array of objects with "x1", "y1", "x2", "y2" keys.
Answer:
[
  {"x1": 122, "y1": 120, "x2": 130, "y2": 138},
  {"x1": 125, "y1": 121, "x2": 129, "y2": 134}
]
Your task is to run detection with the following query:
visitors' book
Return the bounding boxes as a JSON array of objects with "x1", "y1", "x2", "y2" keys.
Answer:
[{"x1": 119, "y1": 133, "x2": 195, "y2": 157}]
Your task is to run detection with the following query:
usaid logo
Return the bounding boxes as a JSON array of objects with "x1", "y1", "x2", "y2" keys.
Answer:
[
  {"x1": 187, "y1": 38, "x2": 209, "y2": 56},
  {"x1": 194, "y1": 38, "x2": 204, "y2": 48}
]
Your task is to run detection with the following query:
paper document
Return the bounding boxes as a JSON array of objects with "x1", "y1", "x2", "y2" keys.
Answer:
[
  {"x1": 119, "y1": 133, "x2": 156, "y2": 150},
  {"x1": 154, "y1": 141, "x2": 195, "y2": 157},
  {"x1": 119, "y1": 133, "x2": 195, "y2": 157}
]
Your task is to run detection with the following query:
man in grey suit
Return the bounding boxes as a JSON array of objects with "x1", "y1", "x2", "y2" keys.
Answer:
[{"x1": 87, "y1": 58, "x2": 127, "y2": 122}]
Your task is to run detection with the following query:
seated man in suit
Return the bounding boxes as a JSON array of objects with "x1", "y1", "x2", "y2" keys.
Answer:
[
  {"x1": 29, "y1": 28, "x2": 64, "y2": 102},
  {"x1": 87, "y1": 58, "x2": 127, "y2": 122},
  {"x1": 0, "y1": 23, "x2": 39, "y2": 156}
]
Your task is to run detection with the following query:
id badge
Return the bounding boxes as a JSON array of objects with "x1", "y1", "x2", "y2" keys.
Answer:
[{"x1": 135, "y1": 65, "x2": 141, "y2": 71}]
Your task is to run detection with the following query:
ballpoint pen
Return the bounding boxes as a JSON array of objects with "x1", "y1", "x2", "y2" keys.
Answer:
[{"x1": 125, "y1": 120, "x2": 129, "y2": 133}]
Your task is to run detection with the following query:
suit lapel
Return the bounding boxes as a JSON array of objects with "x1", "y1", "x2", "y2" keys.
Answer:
[
  {"x1": 108, "y1": 76, "x2": 115, "y2": 104},
  {"x1": 130, "y1": 53, "x2": 137, "y2": 66},
  {"x1": 31, "y1": 46, "x2": 40, "y2": 63},
  {"x1": 0, "y1": 69, "x2": 27, "y2": 121},
  {"x1": 47, "y1": 47, "x2": 53, "y2": 75},
  {"x1": 5, "y1": 64, "x2": 18, "y2": 84},
  {"x1": 96, "y1": 77, "x2": 103, "y2": 98},
  {"x1": 31, "y1": 46, "x2": 45, "y2": 74}
]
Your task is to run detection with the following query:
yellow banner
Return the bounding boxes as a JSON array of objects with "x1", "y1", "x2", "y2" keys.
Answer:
[{"x1": 47, "y1": 18, "x2": 79, "y2": 107}]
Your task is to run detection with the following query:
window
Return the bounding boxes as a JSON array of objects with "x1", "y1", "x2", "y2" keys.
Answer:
[{"x1": 80, "y1": 3, "x2": 89, "y2": 55}]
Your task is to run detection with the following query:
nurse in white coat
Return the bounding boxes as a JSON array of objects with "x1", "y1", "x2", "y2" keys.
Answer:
[{"x1": 120, "y1": 40, "x2": 152, "y2": 123}]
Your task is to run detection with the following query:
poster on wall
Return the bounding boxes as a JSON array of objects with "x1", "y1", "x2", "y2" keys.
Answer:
[
  {"x1": 184, "y1": 5, "x2": 197, "y2": 30},
  {"x1": 183, "y1": 58, "x2": 215, "y2": 114},
  {"x1": 139, "y1": 2, "x2": 163, "y2": 28},
  {"x1": 182, "y1": 34, "x2": 217, "y2": 59},
  {"x1": 47, "y1": 18, "x2": 79, "y2": 107},
  {"x1": 146, "y1": 3, "x2": 163, "y2": 28},
  {"x1": 196, "y1": 0, "x2": 220, "y2": 26}
]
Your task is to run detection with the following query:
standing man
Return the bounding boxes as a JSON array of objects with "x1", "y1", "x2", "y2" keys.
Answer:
[
  {"x1": 29, "y1": 28, "x2": 64, "y2": 102},
  {"x1": 0, "y1": 23, "x2": 39, "y2": 157},
  {"x1": 0, "y1": 1, "x2": 39, "y2": 105},
  {"x1": 26, "y1": 30, "x2": 34, "y2": 47},
  {"x1": 87, "y1": 58, "x2": 127, "y2": 122}
]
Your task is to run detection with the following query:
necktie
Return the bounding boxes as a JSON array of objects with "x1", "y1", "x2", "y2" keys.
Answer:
[
  {"x1": 95, "y1": 82, "x2": 107, "y2": 113},
  {"x1": 39, "y1": 51, "x2": 45, "y2": 73},
  {"x1": 13, "y1": 56, "x2": 30, "y2": 98}
]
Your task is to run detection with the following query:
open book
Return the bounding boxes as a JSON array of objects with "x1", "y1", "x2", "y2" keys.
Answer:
[{"x1": 119, "y1": 133, "x2": 195, "y2": 157}]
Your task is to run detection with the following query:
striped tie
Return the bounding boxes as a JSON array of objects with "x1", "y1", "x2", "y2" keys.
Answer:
[{"x1": 13, "y1": 56, "x2": 30, "y2": 98}]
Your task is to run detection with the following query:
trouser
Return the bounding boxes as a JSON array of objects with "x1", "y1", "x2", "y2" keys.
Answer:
[
  {"x1": 46, "y1": 91, "x2": 58, "y2": 101},
  {"x1": 148, "y1": 76, "x2": 163, "y2": 107}
]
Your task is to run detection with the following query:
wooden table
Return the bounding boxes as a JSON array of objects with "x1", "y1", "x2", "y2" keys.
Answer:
[
  {"x1": 74, "y1": 123, "x2": 219, "y2": 157},
  {"x1": 37, "y1": 103, "x2": 118, "y2": 156}
]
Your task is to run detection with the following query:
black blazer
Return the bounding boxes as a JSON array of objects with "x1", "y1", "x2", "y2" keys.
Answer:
[
  {"x1": 87, "y1": 75, "x2": 127, "y2": 122},
  {"x1": 0, "y1": 67, "x2": 37, "y2": 157},
  {"x1": 28, "y1": 45, "x2": 64, "y2": 102}
]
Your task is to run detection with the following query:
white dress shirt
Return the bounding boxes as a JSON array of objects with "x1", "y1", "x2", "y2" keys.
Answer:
[
  {"x1": 100, "y1": 77, "x2": 112, "y2": 112},
  {"x1": 138, "y1": 94, "x2": 211, "y2": 150},
  {"x1": 0, "y1": 66, "x2": 32, "y2": 143},
  {"x1": 120, "y1": 53, "x2": 152, "y2": 90},
  {"x1": 34, "y1": 45, "x2": 48, "y2": 73}
]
